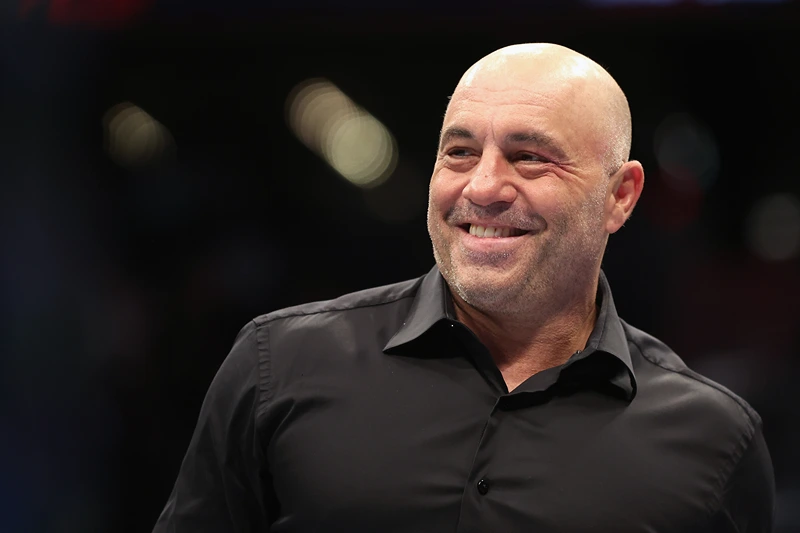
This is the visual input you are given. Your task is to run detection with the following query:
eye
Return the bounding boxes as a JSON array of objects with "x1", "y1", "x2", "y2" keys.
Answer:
[
  {"x1": 447, "y1": 148, "x2": 474, "y2": 158},
  {"x1": 514, "y1": 152, "x2": 548, "y2": 163}
]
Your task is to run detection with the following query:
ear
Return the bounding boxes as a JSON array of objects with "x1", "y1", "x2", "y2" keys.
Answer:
[{"x1": 605, "y1": 160, "x2": 644, "y2": 234}]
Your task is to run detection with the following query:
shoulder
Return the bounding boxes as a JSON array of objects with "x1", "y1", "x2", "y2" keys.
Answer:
[
  {"x1": 218, "y1": 275, "x2": 424, "y2": 381},
  {"x1": 621, "y1": 321, "x2": 774, "y2": 529},
  {"x1": 622, "y1": 320, "x2": 761, "y2": 437},
  {"x1": 252, "y1": 275, "x2": 423, "y2": 330},
  {"x1": 246, "y1": 275, "x2": 425, "y2": 371}
]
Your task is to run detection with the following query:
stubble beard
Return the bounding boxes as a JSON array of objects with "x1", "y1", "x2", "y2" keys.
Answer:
[
  {"x1": 430, "y1": 190, "x2": 607, "y2": 318},
  {"x1": 433, "y1": 222, "x2": 567, "y2": 316}
]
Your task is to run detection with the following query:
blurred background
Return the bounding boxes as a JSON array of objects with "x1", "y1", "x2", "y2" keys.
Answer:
[{"x1": 1, "y1": 0, "x2": 799, "y2": 531}]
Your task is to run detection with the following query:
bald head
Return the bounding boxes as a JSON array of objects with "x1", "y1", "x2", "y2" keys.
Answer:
[
  {"x1": 428, "y1": 44, "x2": 645, "y2": 318},
  {"x1": 447, "y1": 43, "x2": 632, "y2": 175}
]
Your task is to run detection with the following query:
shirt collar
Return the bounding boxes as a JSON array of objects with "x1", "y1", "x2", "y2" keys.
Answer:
[
  {"x1": 384, "y1": 265, "x2": 637, "y2": 400},
  {"x1": 578, "y1": 271, "x2": 637, "y2": 400}
]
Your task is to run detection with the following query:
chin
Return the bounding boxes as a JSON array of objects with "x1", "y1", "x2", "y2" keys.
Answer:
[
  {"x1": 455, "y1": 259, "x2": 520, "y2": 283},
  {"x1": 451, "y1": 273, "x2": 521, "y2": 311}
]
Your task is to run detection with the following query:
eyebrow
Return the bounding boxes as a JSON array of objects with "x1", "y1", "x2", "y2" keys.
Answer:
[
  {"x1": 438, "y1": 127, "x2": 474, "y2": 150},
  {"x1": 438, "y1": 126, "x2": 569, "y2": 163},
  {"x1": 504, "y1": 131, "x2": 569, "y2": 163}
]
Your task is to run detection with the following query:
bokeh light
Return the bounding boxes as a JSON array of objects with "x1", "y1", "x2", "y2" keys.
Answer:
[
  {"x1": 286, "y1": 78, "x2": 397, "y2": 189},
  {"x1": 745, "y1": 193, "x2": 800, "y2": 261},
  {"x1": 103, "y1": 102, "x2": 175, "y2": 168}
]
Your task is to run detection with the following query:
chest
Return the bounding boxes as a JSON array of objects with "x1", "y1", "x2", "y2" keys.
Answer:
[{"x1": 263, "y1": 358, "x2": 716, "y2": 533}]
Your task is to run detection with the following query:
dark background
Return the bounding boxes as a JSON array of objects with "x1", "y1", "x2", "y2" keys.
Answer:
[{"x1": 2, "y1": 1, "x2": 799, "y2": 532}]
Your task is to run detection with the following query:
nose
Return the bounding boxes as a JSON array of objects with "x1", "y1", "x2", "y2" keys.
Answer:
[{"x1": 462, "y1": 149, "x2": 517, "y2": 206}]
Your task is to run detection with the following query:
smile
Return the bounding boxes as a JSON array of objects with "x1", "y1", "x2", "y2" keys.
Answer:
[{"x1": 464, "y1": 224, "x2": 528, "y2": 238}]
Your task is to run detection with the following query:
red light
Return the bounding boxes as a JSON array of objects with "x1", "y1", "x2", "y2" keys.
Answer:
[{"x1": 20, "y1": 0, "x2": 154, "y2": 27}]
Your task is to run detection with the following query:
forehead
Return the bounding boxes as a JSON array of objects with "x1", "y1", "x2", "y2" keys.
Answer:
[
  {"x1": 443, "y1": 77, "x2": 605, "y2": 161},
  {"x1": 444, "y1": 84, "x2": 584, "y2": 144}
]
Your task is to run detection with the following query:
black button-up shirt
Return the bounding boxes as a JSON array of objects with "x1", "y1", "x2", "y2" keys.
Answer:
[{"x1": 154, "y1": 266, "x2": 775, "y2": 533}]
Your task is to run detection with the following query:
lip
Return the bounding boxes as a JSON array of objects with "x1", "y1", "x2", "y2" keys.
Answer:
[{"x1": 457, "y1": 225, "x2": 528, "y2": 256}]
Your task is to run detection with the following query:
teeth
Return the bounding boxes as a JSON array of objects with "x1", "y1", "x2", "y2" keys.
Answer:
[{"x1": 468, "y1": 225, "x2": 522, "y2": 238}]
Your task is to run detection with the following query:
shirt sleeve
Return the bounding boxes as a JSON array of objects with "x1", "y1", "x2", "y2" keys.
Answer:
[
  {"x1": 152, "y1": 320, "x2": 273, "y2": 533},
  {"x1": 708, "y1": 425, "x2": 775, "y2": 533}
]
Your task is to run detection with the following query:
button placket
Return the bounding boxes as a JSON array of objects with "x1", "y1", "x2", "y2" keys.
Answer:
[{"x1": 454, "y1": 399, "x2": 501, "y2": 533}]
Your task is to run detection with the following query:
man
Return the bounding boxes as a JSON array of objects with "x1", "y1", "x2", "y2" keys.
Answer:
[{"x1": 153, "y1": 43, "x2": 774, "y2": 532}]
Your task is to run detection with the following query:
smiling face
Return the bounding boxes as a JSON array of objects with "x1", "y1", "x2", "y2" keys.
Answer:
[{"x1": 427, "y1": 44, "x2": 637, "y2": 316}]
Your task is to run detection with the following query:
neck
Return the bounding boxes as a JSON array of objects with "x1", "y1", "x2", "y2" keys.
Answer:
[{"x1": 452, "y1": 275, "x2": 600, "y2": 388}]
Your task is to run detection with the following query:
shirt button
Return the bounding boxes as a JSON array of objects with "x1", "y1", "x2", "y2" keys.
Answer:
[{"x1": 477, "y1": 478, "x2": 490, "y2": 495}]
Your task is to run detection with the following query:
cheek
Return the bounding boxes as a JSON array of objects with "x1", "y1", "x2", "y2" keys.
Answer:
[
  {"x1": 428, "y1": 171, "x2": 465, "y2": 213},
  {"x1": 518, "y1": 179, "x2": 566, "y2": 215}
]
